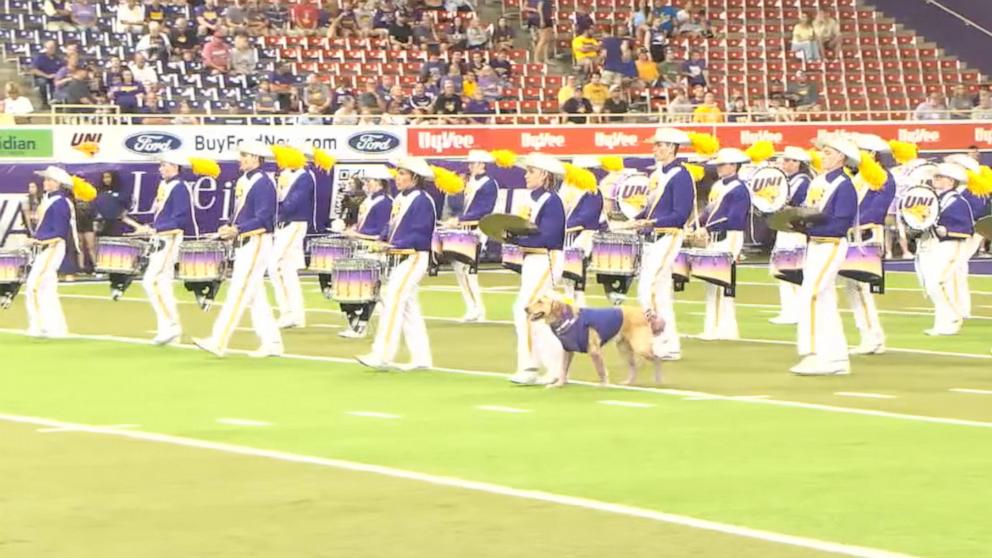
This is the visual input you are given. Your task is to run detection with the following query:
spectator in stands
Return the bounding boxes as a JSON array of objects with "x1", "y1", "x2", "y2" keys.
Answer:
[
  {"x1": 228, "y1": 34, "x2": 258, "y2": 78},
  {"x1": 786, "y1": 71, "x2": 819, "y2": 112},
  {"x1": 948, "y1": 85, "x2": 974, "y2": 120},
  {"x1": 573, "y1": 5, "x2": 595, "y2": 36},
  {"x1": 357, "y1": 79, "x2": 384, "y2": 111},
  {"x1": 383, "y1": 84, "x2": 406, "y2": 108},
  {"x1": 468, "y1": 51, "x2": 485, "y2": 74},
  {"x1": 3, "y1": 83, "x2": 34, "y2": 117},
  {"x1": 289, "y1": 0, "x2": 320, "y2": 35},
  {"x1": 296, "y1": 104, "x2": 327, "y2": 125},
  {"x1": 254, "y1": 77, "x2": 280, "y2": 114},
  {"x1": 170, "y1": 17, "x2": 199, "y2": 54},
  {"x1": 462, "y1": 71, "x2": 479, "y2": 99},
  {"x1": 31, "y1": 40, "x2": 63, "y2": 109},
  {"x1": 247, "y1": 1, "x2": 273, "y2": 37},
  {"x1": 43, "y1": 0, "x2": 73, "y2": 32},
  {"x1": 389, "y1": 13, "x2": 415, "y2": 48},
  {"x1": 487, "y1": 50, "x2": 510, "y2": 79},
  {"x1": 101, "y1": 56, "x2": 124, "y2": 91},
  {"x1": 136, "y1": 22, "x2": 172, "y2": 64},
  {"x1": 523, "y1": 0, "x2": 553, "y2": 64},
  {"x1": 434, "y1": 81, "x2": 463, "y2": 121},
  {"x1": 443, "y1": 65, "x2": 465, "y2": 94},
  {"x1": 466, "y1": 17, "x2": 490, "y2": 50},
  {"x1": 561, "y1": 88, "x2": 594, "y2": 124},
  {"x1": 381, "y1": 100, "x2": 407, "y2": 125},
  {"x1": 21, "y1": 181, "x2": 43, "y2": 232},
  {"x1": 654, "y1": 0, "x2": 686, "y2": 33},
  {"x1": 690, "y1": 83, "x2": 706, "y2": 104},
  {"x1": 915, "y1": 93, "x2": 948, "y2": 120},
  {"x1": 137, "y1": 89, "x2": 171, "y2": 124},
  {"x1": 173, "y1": 100, "x2": 200, "y2": 124},
  {"x1": 420, "y1": 52, "x2": 448, "y2": 82},
  {"x1": 71, "y1": 0, "x2": 98, "y2": 29},
  {"x1": 766, "y1": 97, "x2": 795, "y2": 122},
  {"x1": 557, "y1": 75, "x2": 577, "y2": 105},
  {"x1": 201, "y1": 32, "x2": 232, "y2": 75},
  {"x1": 129, "y1": 53, "x2": 158, "y2": 87},
  {"x1": 583, "y1": 74, "x2": 610, "y2": 113},
  {"x1": 441, "y1": 16, "x2": 468, "y2": 50},
  {"x1": 477, "y1": 65, "x2": 503, "y2": 101},
  {"x1": 681, "y1": 51, "x2": 707, "y2": 88},
  {"x1": 371, "y1": 0, "x2": 398, "y2": 38},
  {"x1": 333, "y1": 96, "x2": 359, "y2": 125},
  {"x1": 973, "y1": 95, "x2": 992, "y2": 120},
  {"x1": 146, "y1": 0, "x2": 168, "y2": 26},
  {"x1": 676, "y1": 8, "x2": 712, "y2": 39},
  {"x1": 601, "y1": 36, "x2": 637, "y2": 89},
  {"x1": 411, "y1": 12, "x2": 439, "y2": 46},
  {"x1": 602, "y1": 86, "x2": 629, "y2": 122},
  {"x1": 62, "y1": 67, "x2": 96, "y2": 109},
  {"x1": 196, "y1": 0, "x2": 223, "y2": 36},
  {"x1": 117, "y1": 0, "x2": 146, "y2": 33},
  {"x1": 464, "y1": 90, "x2": 494, "y2": 123},
  {"x1": 692, "y1": 92, "x2": 723, "y2": 123},
  {"x1": 791, "y1": 12, "x2": 821, "y2": 62},
  {"x1": 52, "y1": 53, "x2": 81, "y2": 103},
  {"x1": 726, "y1": 97, "x2": 750, "y2": 123},
  {"x1": 108, "y1": 69, "x2": 144, "y2": 112},
  {"x1": 327, "y1": 1, "x2": 359, "y2": 38},
  {"x1": 813, "y1": 10, "x2": 840, "y2": 56},
  {"x1": 408, "y1": 83, "x2": 436, "y2": 112},
  {"x1": 490, "y1": 16, "x2": 515, "y2": 51},
  {"x1": 636, "y1": 50, "x2": 660, "y2": 86},
  {"x1": 572, "y1": 29, "x2": 601, "y2": 76},
  {"x1": 642, "y1": 16, "x2": 668, "y2": 64}
]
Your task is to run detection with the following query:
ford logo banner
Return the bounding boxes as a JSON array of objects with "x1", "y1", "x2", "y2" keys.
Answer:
[
  {"x1": 123, "y1": 132, "x2": 183, "y2": 155},
  {"x1": 347, "y1": 131, "x2": 401, "y2": 154}
]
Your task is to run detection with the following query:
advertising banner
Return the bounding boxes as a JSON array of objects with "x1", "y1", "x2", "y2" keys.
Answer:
[{"x1": 0, "y1": 128, "x2": 54, "y2": 159}]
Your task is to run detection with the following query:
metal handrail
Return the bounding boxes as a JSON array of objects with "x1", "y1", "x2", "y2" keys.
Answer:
[{"x1": 923, "y1": 0, "x2": 992, "y2": 39}]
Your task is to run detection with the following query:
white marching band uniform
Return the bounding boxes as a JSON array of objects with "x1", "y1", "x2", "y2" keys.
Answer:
[
  {"x1": 945, "y1": 154, "x2": 989, "y2": 319},
  {"x1": 453, "y1": 150, "x2": 499, "y2": 322},
  {"x1": 269, "y1": 152, "x2": 317, "y2": 329},
  {"x1": 25, "y1": 166, "x2": 76, "y2": 339},
  {"x1": 770, "y1": 147, "x2": 812, "y2": 325}
]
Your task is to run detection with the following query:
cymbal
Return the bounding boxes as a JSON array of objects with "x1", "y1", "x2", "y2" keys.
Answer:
[
  {"x1": 767, "y1": 207, "x2": 819, "y2": 233},
  {"x1": 975, "y1": 215, "x2": 992, "y2": 240},
  {"x1": 480, "y1": 214, "x2": 536, "y2": 240}
]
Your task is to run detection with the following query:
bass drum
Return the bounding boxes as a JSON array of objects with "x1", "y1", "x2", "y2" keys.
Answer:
[
  {"x1": 897, "y1": 185, "x2": 940, "y2": 231},
  {"x1": 605, "y1": 170, "x2": 652, "y2": 221},
  {"x1": 747, "y1": 166, "x2": 791, "y2": 214}
]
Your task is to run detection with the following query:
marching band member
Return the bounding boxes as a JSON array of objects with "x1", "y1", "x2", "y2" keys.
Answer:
[
  {"x1": 268, "y1": 144, "x2": 317, "y2": 329},
  {"x1": 194, "y1": 141, "x2": 283, "y2": 358},
  {"x1": 506, "y1": 153, "x2": 566, "y2": 385},
  {"x1": 129, "y1": 153, "x2": 203, "y2": 345},
  {"x1": 339, "y1": 165, "x2": 393, "y2": 339},
  {"x1": 698, "y1": 148, "x2": 751, "y2": 340},
  {"x1": 444, "y1": 149, "x2": 498, "y2": 322},
  {"x1": 357, "y1": 157, "x2": 438, "y2": 371},
  {"x1": 790, "y1": 136, "x2": 859, "y2": 375},
  {"x1": 24, "y1": 166, "x2": 80, "y2": 338},
  {"x1": 843, "y1": 134, "x2": 896, "y2": 355},
  {"x1": 945, "y1": 153, "x2": 990, "y2": 319},
  {"x1": 562, "y1": 156, "x2": 605, "y2": 308},
  {"x1": 769, "y1": 146, "x2": 813, "y2": 325},
  {"x1": 918, "y1": 162, "x2": 975, "y2": 336},
  {"x1": 633, "y1": 128, "x2": 694, "y2": 361}
]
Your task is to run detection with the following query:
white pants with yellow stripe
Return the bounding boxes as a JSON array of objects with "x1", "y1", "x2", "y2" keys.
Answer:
[
  {"x1": 637, "y1": 232, "x2": 683, "y2": 356},
  {"x1": 797, "y1": 238, "x2": 849, "y2": 364},
  {"x1": 841, "y1": 275, "x2": 884, "y2": 349},
  {"x1": 771, "y1": 231, "x2": 805, "y2": 322},
  {"x1": 207, "y1": 235, "x2": 282, "y2": 351},
  {"x1": 24, "y1": 240, "x2": 67, "y2": 338},
  {"x1": 141, "y1": 233, "x2": 182, "y2": 338},
  {"x1": 370, "y1": 252, "x2": 432, "y2": 366},
  {"x1": 452, "y1": 260, "x2": 485, "y2": 319},
  {"x1": 268, "y1": 222, "x2": 308, "y2": 327},
  {"x1": 953, "y1": 233, "x2": 983, "y2": 319},
  {"x1": 918, "y1": 237, "x2": 968, "y2": 334},
  {"x1": 513, "y1": 253, "x2": 564, "y2": 374},
  {"x1": 702, "y1": 231, "x2": 743, "y2": 340}
]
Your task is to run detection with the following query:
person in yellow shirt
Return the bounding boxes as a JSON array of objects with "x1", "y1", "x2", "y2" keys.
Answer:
[
  {"x1": 692, "y1": 92, "x2": 724, "y2": 123},
  {"x1": 462, "y1": 71, "x2": 478, "y2": 99},
  {"x1": 636, "y1": 50, "x2": 659, "y2": 86},
  {"x1": 557, "y1": 75, "x2": 577, "y2": 105},
  {"x1": 582, "y1": 73, "x2": 609, "y2": 112},
  {"x1": 572, "y1": 28, "x2": 600, "y2": 73}
]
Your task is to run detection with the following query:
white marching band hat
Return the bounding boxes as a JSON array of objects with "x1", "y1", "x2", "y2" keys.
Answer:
[
  {"x1": 362, "y1": 165, "x2": 393, "y2": 181},
  {"x1": 466, "y1": 149, "x2": 495, "y2": 164},
  {"x1": 814, "y1": 135, "x2": 861, "y2": 166},
  {"x1": 520, "y1": 152, "x2": 565, "y2": 176},
  {"x1": 644, "y1": 127, "x2": 691, "y2": 145},
  {"x1": 34, "y1": 165, "x2": 73, "y2": 186},
  {"x1": 853, "y1": 133, "x2": 891, "y2": 154},
  {"x1": 571, "y1": 155, "x2": 601, "y2": 169},
  {"x1": 778, "y1": 145, "x2": 812, "y2": 163},
  {"x1": 391, "y1": 156, "x2": 434, "y2": 178},
  {"x1": 710, "y1": 147, "x2": 750, "y2": 165},
  {"x1": 934, "y1": 162, "x2": 968, "y2": 183},
  {"x1": 237, "y1": 140, "x2": 272, "y2": 158},
  {"x1": 157, "y1": 152, "x2": 190, "y2": 167},
  {"x1": 944, "y1": 153, "x2": 980, "y2": 174}
]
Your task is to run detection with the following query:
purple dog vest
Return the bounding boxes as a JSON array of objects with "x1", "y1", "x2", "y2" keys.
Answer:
[{"x1": 551, "y1": 307, "x2": 624, "y2": 353}]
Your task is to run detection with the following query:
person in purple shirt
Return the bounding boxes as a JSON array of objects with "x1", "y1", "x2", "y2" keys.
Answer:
[
  {"x1": 24, "y1": 166, "x2": 77, "y2": 338},
  {"x1": 31, "y1": 41, "x2": 64, "y2": 108},
  {"x1": 698, "y1": 148, "x2": 752, "y2": 340},
  {"x1": 338, "y1": 166, "x2": 394, "y2": 339},
  {"x1": 357, "y1": 157, "x2": 437, "y2": 372},
  {"x1": 463, "y1": 90, "x2": 493, "y2": 123},
  {"x1": 790, "y1": 136, "x2": 859, "y2": 376},
  {"x1": 769, "y1": 145, "x2": 813, "y2": 325},
  {"x1": 108, "y1": 70, "x2": 146, "y2": 112},
  {"x1": 505, "y1": 153, "x2": 567, "y2": 386},
  {"x1": 195, "y1": 141, "x2": 283, "y2": 359},
  {"x1": 562, "y1": 156, "x2": 606, "y2": 307},
  {"x1": 944, "y1": 153, "x2": 989, "y2": 319}
]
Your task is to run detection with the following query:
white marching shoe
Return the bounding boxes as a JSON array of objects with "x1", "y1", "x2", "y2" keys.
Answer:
[
  {"x1": 356, "y1": 353, "x2": 389, "y2": 370},
  {"x1": 249, "y1": 343, "x2": 284, "y2": 358},
  {"x1": 460, "y1": 310, "x2": 485, "y2": 323},
  {"x1": 509, "y1": 368, "x2": 540, "y2": 385},
  {"x1": 338, "y1": 322, "x2": 369, "y2": 339},
  {"x1": 791, "y1": 356, "x2": 849, "y2": 376},
  {"x1": 152, "y1": 327, "x2": 182, "y2": 346},
  {"x1": 277, "y1": 315, "x2": 305, "y2": 329},
  {"x1": 768, "y1": 315, "x2": 798, "y2": 325},
  {"x1": 394, "y1": 361, "x2": 432, "y2": 372},
  {"x1": 850, "y1": 339, "x2": 885, "y2": 355},
  {"x1": 193, "y1": 337, "x2": 224, "y2": 357}
]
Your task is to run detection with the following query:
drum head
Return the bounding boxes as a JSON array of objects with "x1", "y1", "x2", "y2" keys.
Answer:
[
  {"x1": 767, "y1": 207, "x2": 819, "y2": 233},
  {"x1": 898, "y1": 185, "x2": 940, "y2": 231},
  {"x1": 608, "y1": 172, "x2": 651, "y2": 221},
  {"x1": 479, "y1": 214, "x2": 535, "y2": 240},
  {"x1": 748, "y1": 167, "x2": 790, "y2": 214},
  {"x1": 976, "y1": 215, "x2": 992, "y2": 240}
]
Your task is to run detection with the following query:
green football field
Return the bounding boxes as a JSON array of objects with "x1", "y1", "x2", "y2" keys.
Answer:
[{"x1": 2, "y1": 265, "x2": 992, "y2": 558}]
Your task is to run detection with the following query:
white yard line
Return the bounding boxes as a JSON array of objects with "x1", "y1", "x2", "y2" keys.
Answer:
[
  {"x1": 217, "y1": 418, "x2": 272, "y2": 427},
  {"x1": 2, "y1": 329, "x2": 992, "y2": 430},
  {"x1": 950, "y1": 388, "x2": 992, "y2": 395},
  {"x1": 835, "y1": 392, "x2": 897, "y2": 400},
  {"x1": 37, "y1": 423, "x2": 140, "y2": 433},
  {"x1": 476, "y1": 405, "x2": 532, "y2": 414},
  {"x1": 346, "y1": 411, "x2": 402, "y2": 419},
  {"x1": 1, "y1": 413, "x2": 911, "y2": 558},
  {"x1": 597, "y1": 400, "x2": 654, "y2": 408}
]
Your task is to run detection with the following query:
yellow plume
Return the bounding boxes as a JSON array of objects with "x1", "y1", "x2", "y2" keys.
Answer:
[
  {"x1": 271, "y1": 144, "x2": 306, "y2": 171},
  {"x1": 189, "y1": 157, "x2": 221, "y2": 178},
  {"x1": 563, "y1": 163, "x2": 598, "y2": 192},
  {"x1": 71, "y1": 176, "x2": 97, "y2": 202},
  {"x1": 887, "y1": 140, "x2": 918, "y2": 165},
  {"x1": 687, "y1": 132, "x2": 720, "y2": 156},
  {"x1": 807, "y1": 148, "x2": 823, "y2": 174},
  {"x1": 490, "y1": 149, "x2": 518, "y2": 168},
  {"x1": 387, "y1": 168, "x2": 398, "y2": 178},
  {"x1": 858, "y1": 151, "x2": 887, "y2": 191},
  {"x1": 966, "y1": 166, "x2": 992, "y2": 197},
  {"x1": 431, "y1": 165, "x2": 465, "y2": 195},
  {"x1": 745, "y1": 141, "x2": 776, "y2": 163},
  {"x1": 599, "y1": 155, "x2": 625, "y2": 172},
  {"x1": 904, "y1": 204, "x2": 931, "y2": 222},
  {"x1": 684, "y1": 163, "x2": 705, "y2": 183},
  {"x1": 625, "y1": 194, "x2": 647, "y2": 210},
  {"x1": 312, "y1": 147, "x2": 336, "y2": 172}
]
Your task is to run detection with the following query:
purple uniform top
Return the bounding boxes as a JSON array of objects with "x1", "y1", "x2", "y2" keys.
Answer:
[{"x1": 551, "y1": 307, "x2": 624, "y2": 353}]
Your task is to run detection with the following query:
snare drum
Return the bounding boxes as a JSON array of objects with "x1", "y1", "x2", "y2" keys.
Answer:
[
  {"x1": 309, "y1": 236, "x2": 355, "y2": 273},
  {"x1": 839, "y1": 243, "x2": 884, "y2": 291},
  {"x1": 672, "y1": 250, "x2": 691, "y2": 283},
  {"x1": 588, "y1": 232, "x2": 641, "y2": 276},
  {"x1": 0, "y1": 249, "x2": 30, "y2": 284},
  {"x1": 433, "y1": 228, "x2": 479, "y2": 265},
  {"x1": 770, "y1": 247, "x2": 805, "y2": 285},
  {"x1": 331, "y1": 259, "x2": 382, "y2": 303},
  {"x1": 562, "y1": 247, "x2": 586, "y2": 283},
  {"x1": 501, "y1": 244, "x2": 523, "y2": 273},
  {"x1": 95, "y1": 237, "x2": 149, "y2": 275},
  {"x1": 687, "y1": 249, "x2": 736, "y2": 295},
  {"x1": 177, "y1": 240, "x2": 230, "y2": 282}
]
